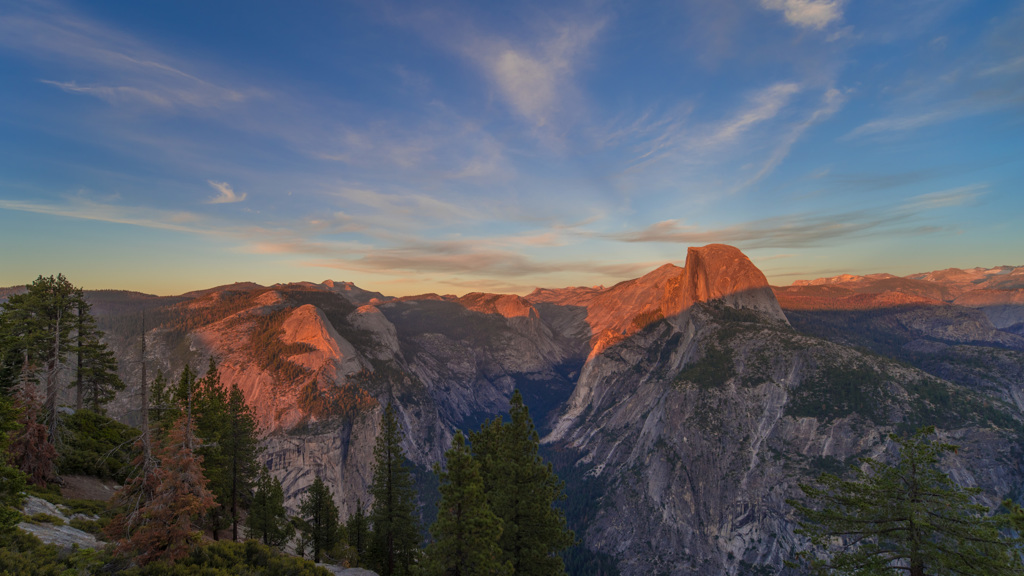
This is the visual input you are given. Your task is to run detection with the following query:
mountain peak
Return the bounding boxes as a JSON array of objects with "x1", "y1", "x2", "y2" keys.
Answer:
[
  {"x1": 320, "y1": 279, "x2": 388, "y2": 306},
  {"x1": 457, "y1": 292, "x2": 539, "y2": 319},
  {"x1": 683, "y1": 244, "x2": 771, "y2": 306},
  {"x1": 535, "y1": 244, "x2": 787, "y2": 358}
]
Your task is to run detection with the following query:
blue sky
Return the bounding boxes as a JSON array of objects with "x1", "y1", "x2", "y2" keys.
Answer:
[{"x1": 1, "y1": 0, "x2": 1021, "y2": 296}]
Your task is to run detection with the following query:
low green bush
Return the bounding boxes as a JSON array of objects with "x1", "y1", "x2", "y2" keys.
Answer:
[
  {"x1": 124, "y1": 540, "x2": 331, "y2": 575},
  {"x1": 27, "y1": 512, "x2": 64, "y2": 526},
  {"x1": 58, "y1": 409, "x2": 140, "y2": 482},
  {"x1": 0, "y1": 530, "x2": 110, "y2": 575}
]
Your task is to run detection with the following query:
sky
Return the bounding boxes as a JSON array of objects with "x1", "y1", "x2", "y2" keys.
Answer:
[{"x1": 0, "y1": 0, "x2": 1022, "y2": 296}]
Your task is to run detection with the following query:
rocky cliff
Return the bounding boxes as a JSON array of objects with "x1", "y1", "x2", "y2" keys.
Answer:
[
  {"x1": 66, "y1": 245, "x2": 1024, "y2": 576},
  {"x1": 541, "y1": 300, "x2": 1022, "y2": 575},
  {"x1": 778, "y1": 264, "x2": 1024, "y2": 332}
]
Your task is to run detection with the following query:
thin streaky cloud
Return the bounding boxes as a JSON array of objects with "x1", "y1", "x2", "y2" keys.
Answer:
[
  {"x1": 845, "y1": 110, "x2": 954, "y2": 139},
  {"x1": 707, "y1": 82, "x2": 801, "y2": 146},
  {"x1": 846, "y1": 23, "x2": 1024, "y2": 140},
  {"x1": 1, "y1": 2, "x2": 250, "y2": 111},
  {"x1": 617, "y1": 82, "x2": 802, "y2": 176},
  {"x1": 40, "y1": 80, "x2": 175, "y2": 108},
  {"x1": 0, "y1": 197, "x2": 208, "y2": 235},
  {"x1": 978, "y1": 55, "x2": 1024, "y2": 77},
  {"x1": 611, "y1": 183, "x2": 985, "y2": 249},
  {"x1": 734, "y1": 87, "x2": 846, "y2": 190},
  {"x1": 339, "y1": 187, "x2": 477, "y2": 220},
  {"x1": 905, "y1": 185, "x2": 986, "y2": 211},
  {"x1": 307, "y1": 243, "x2": 659, "y2": 283},
  {"x1": 206, "y1": 181, "x2": 247, "y2": 204}
]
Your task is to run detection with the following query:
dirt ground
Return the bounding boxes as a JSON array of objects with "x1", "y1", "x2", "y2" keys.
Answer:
[{"x1": 60, "y1": 475, "x2": 120, "y2": 501}]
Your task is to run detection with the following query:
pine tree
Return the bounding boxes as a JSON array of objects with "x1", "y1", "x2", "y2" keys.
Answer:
[
  {"x1": 148, "y1": 369, "x2": 177, "y2": 432},
  {"x1": 193, "y1": 359, "x2": 231, "y2": 538},
  {"x1": 104, "y1": 435, "x2": 161, "y2": 543},
  {"x1": 222, "y1": 381, "x2": 263, "y2": 541},
  {"x1": 368, "y1": 402, "x2": 421, "y2": 576},
  {"x1": 73, "y1": 290, "x2": 123, "y2": 412},
  {"x1": 182, "y1": 358, "x2": 263, "y2": 540},
  {"x1": 788, "y1": 426, "x2": 1018, "y2": 576},
  {"x1": 0, "y1": 392, "x2": 27, "y2": 541},
  {"x1": 300, "y1": 475, "x2": 343, "y2": 564},
  {"x1": 246, "y1": 466, "x2": 294, "y2": 548},
  {"x1": 470, "y1": 390, "x2": 575, "y2": 576},
  {"x1": 0, "y1": 321, "x2": 23, "y2": 395},
  {"x1": 171, "y1": 364, "x2": 198, "y2": 417},
  {"x1": 107, "y1": 330, "x2": 160, "y2": 545},
  {"x1": 8, "y1": 385, "x2": 56, "y2": 486},
  {"x1": 0, "y1": 275, "x2": 78, "y2": 446},
  {"x1": 114, "y1": 414, "x2": 218, "y2": 565},
  {"x1": 347, "y1": 498, "x2": 370, "y2": 566},
  {"x1": 423, "y1": 430, "x2": 511, "y2": 576}
]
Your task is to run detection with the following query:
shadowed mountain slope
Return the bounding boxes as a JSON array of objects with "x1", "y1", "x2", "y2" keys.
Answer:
[{"x1": 10, "y1": 247, "x2": 1023, "y2": 576}]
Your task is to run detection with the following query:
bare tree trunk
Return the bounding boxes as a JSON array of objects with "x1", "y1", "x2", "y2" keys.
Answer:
[
  {"x1": 46, "y1": 307, "x2": 62, "y2": 443},
  {"x1": 76, "y1": 304, "x2": 83, "y2": 412},
  {"x1": 140, "y1": 313, "x2": 154, "y2": 470},
  {"x1": 231, "y1": 421, "x2": 239, "y2": 541}
]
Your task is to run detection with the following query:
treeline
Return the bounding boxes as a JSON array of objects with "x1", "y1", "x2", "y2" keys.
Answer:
[
  {"x1": 0, "y1": 274, "x2": 579, "y2": 575},
  {"x1": 0, "y1": 274, "x2": 125, "y2": 487},
  {"x1": 286, "y1": 390, "x2": 577, "y2": 576}
]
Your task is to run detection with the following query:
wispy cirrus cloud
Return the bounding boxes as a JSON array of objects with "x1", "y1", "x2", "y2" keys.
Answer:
[
  {"x1": 611, "y1": 81, "x2": 804, "y2": 174},
  {"x1": 314, "y1": 112, "x2": 513, "y2": 182},
  {"x1": 845, "y1": 109, "x2": 955, "y2": 139},
  {"x1": 0, "y1": 196, "x2": 208, "y2": 234},
  {"x1": 847, "y1": 8, "x2": 1024, "y2": 139},
  {"x1": 708, "y1": 82, "x2": 802, "y2": 145},
  {"x1": 611, "y1": 184, "x2": 985, "y2": 249},
  {"x1": 734, "y1": 87, "x2": 846, "y2": 189},
  {"x1": 40, "y1": 80, "x2": 179, "y2": 109},
  {"x1": 760, "y1": 0, "x2": 845, "y2": 30},
  {"x1": 303, "y1": 238, "x2": 656, "y2": 281},
  {"x1": 0, "y1": 1, "x2": 252, "y2": 111},
  {"x1": 206, "y1": 181, "x2": 247, "y2": 204},
  {"x1": 610, "y1": 82, "x2": 843, "y2": 192},
  {"x1": 335, "y1": 186, "x2": 483, "y2": 226}
]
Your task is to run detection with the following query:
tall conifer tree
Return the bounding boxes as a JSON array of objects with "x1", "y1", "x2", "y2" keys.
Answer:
[
  {"x1": 423, "y1": 430, "x2": 511, "y2": 576},
  {"x1": 194, "y1": 358, "x2": 230, "y2": 538},
  {"x1": 789, "y1": 426, "x2": 1018, "y2": 576},
  {"x1": 148, "y1": 369, "x2": 177, "y2": 432},
  {"x1": 8, "y1": 385, "x2": 56, "y2": 486},
  {"x1": 246, "y1": 466, "x2": 294, "y2": 548},
  {"x1": 300, "y1": 475, "x2": 343, "y2": 563},
  {"x1": 121, "y1": 414, "x2": 218, "y2": 565},
  {"x1": 471, "y1": 390, "x2": 575, "y2": 576},
  {"x1": 368, "y1": 402, "x2": 421, "y2": 576},
  {"x1": 0, "y1": 275, "x2": 77, "y2": 449},
  {"x1": 0, "y1": 392, "x2": 26, "y2": 540},
  {"x1": 347, "y1": 498, "x2": 370, "y2": 565},
  {"x1": 73, "y1": 290, "x2": 123, "y2": 412},
  {"x1": 222, "y1": 381, "x2": 262, "y2": 540}
]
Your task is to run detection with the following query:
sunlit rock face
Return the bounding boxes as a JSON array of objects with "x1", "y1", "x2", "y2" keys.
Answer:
[
  {"x1": 527, "y1": 243, "x2": 787, "y2": 362},
  {"x1": 83, "y1": 244, "x2": 1024, "y2": 576}
]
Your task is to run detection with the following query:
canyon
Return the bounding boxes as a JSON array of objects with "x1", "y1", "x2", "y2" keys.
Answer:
[{"x1": 8, "y1": 245, "x2": 1023, "y2": 576}]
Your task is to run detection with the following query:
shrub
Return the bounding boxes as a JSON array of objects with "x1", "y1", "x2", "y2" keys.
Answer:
[
  {"x1": 58, "y1": 409, "x2": 139, "y2": 482},
  {"x1": 27, "y1": 512, "x2": 64, "y2": 526},
  {"x1": 123, "y1": 540, "x2": 331, "y2": 575}
]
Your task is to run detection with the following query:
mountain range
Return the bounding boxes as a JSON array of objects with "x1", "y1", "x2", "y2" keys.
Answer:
[{"x1": 5, "y1": 245, "x2": 1023, "y2": 576}]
